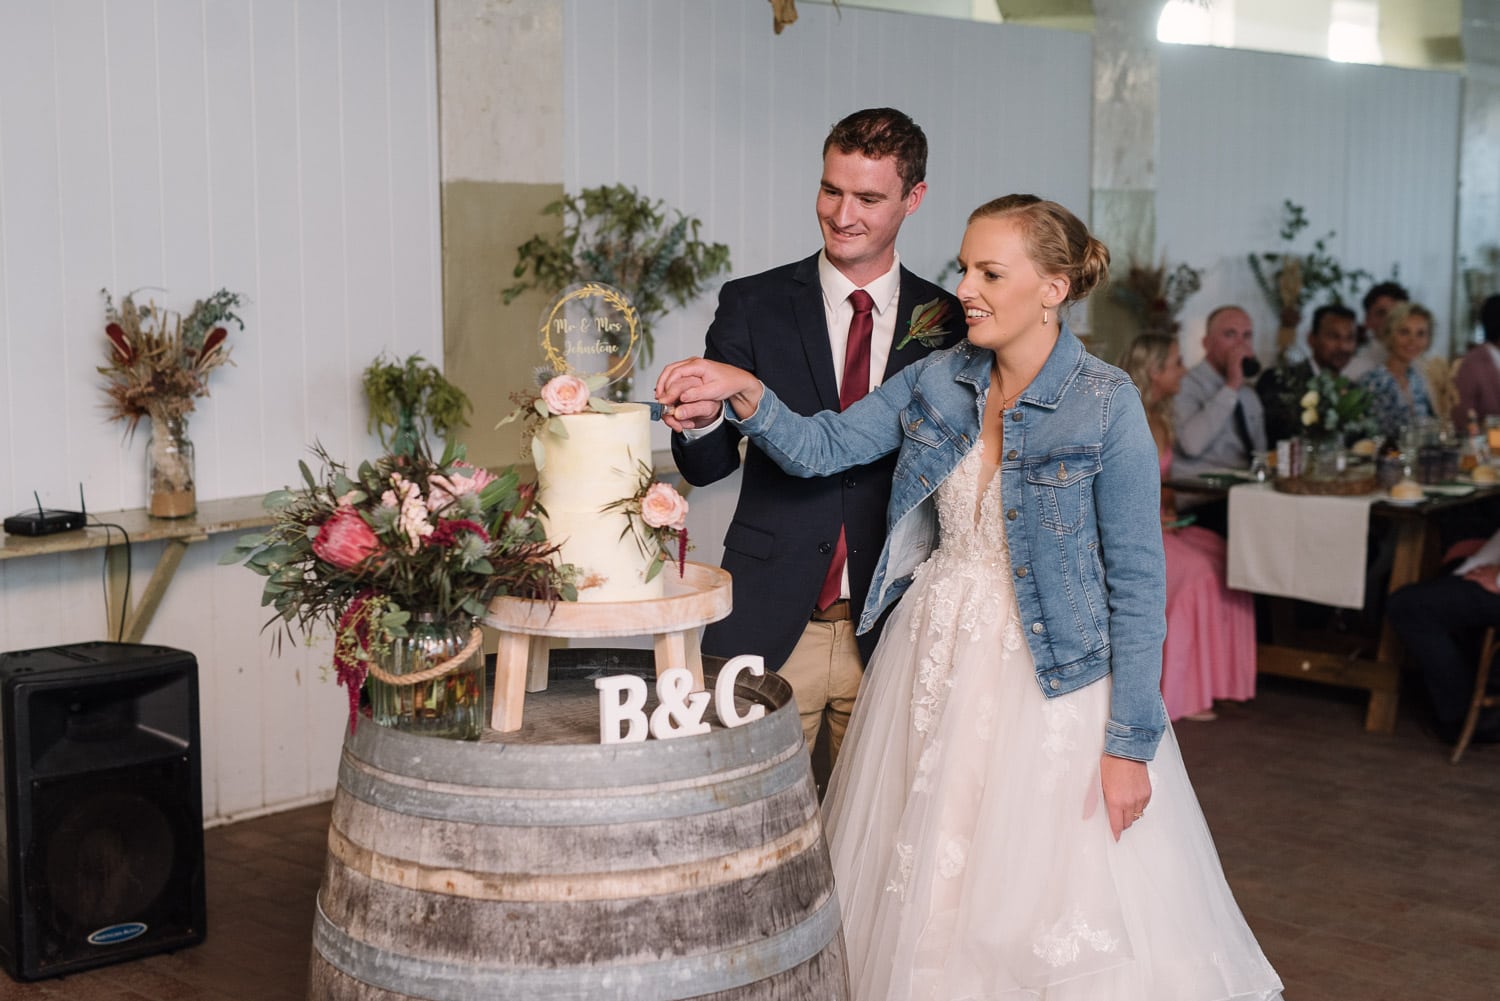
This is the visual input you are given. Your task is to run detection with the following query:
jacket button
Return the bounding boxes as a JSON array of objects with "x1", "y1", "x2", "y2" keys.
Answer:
[
  {"x1": 844, "y1": 476, "x2": 857, "y2": 488},
  {"x1": 1011, "y1": 411, "x2": 1022, "y2": 422},
  {"x1": 1049, "y1": 678, "x2": 1061, "y2": 690},
  {"x1": 1016, "y1": 566, "x2": 1028, "y2": 577},
  {"x1": 1031, "y1": 622, "x2": 1044, "y2": 634},
  {"x1": 1007, "y1": 449, "x2": 1018, "y2": 461},
  {"x1": 1006, "y1": 508, "x2": 1018, "y2": 520},
  {"x1": 819, "y1": 541, "x2": 832, "y2": 554}
]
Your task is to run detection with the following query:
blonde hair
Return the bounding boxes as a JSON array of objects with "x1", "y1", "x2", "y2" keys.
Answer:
[
  {"x1": 1117, "y1": 333, "x2": 1177, "y2": 445},
  {"x1": 1379, "y1": 301, "x2": 1433, "y2": 346},
  {"x1": 967, "y1": 195, "x2": 1110, "y2": 303}
]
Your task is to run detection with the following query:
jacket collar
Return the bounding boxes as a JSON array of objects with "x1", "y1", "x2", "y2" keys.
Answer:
[{"x1": 952, "y1": 323, "x2": 1086, "y2": 409}]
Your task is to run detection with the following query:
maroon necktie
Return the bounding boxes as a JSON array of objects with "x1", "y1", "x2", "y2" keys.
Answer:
[{"x1": 816, "y1": 289, "x2": 875, "y2": 611}]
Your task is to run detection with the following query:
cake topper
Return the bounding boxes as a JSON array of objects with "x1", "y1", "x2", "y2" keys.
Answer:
[{"x1": 538, "y1": 282, "x2": 641, "y2": 393}]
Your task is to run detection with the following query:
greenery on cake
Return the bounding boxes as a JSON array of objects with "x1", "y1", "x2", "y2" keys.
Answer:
[
  {"x1": 496, "y1": 368, "x2": 617, "y2": 469},
  {"x1": 604, "y1": 460, "x2": 691, "y2": 583}
]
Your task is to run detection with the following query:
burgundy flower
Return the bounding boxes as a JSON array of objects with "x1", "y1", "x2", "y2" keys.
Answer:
[
  {"x1": 313, "y1": 508, "x2": 382, "y2": 569},
  {"x1": 425, "y1": 518, "x2": 490, "y2": 548},
  {"x1": 105, "y1": 322, "x2": 133, "y2": 363}
]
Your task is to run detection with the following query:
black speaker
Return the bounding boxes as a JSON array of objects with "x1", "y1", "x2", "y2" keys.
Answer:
[{"x1": 0, "y1": 642, "x2": 206, "y2": 981}]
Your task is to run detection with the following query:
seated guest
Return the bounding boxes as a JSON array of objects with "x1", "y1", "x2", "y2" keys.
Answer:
[
  {"x1": 1453, "y1": 294, "x2": 1500, "y2": 427},
  {"x1": 1342, "y1": 280, "x2": 1409, "y2": 381},
  {"x1": 1358, "y1": 302, "x2": 1435, "y2": 440},
  {"x1": 1256, "y1": 303, "x2": 1357, "y2": 446},
  {"x1": 1121, "y1": 334, "x2": 1257, "y2": 722},
  {"x1": 1387, "y1": 528, "x2": 1500, "y2": 743},
  {"x1": 1172, "y1": 304, "x2": 1267, "y2": 533}
]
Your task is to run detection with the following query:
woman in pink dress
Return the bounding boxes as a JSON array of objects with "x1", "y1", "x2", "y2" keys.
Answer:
[{"x1": 1120, "y1": 334, "x2": 1257, "y2": 721}]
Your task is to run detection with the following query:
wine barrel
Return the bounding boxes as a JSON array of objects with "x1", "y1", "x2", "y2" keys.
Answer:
[{"x1": 307, "y1": 654, "x2": 848, "y2": 1000}]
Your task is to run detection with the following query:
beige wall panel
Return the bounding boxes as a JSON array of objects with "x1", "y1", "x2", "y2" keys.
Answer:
[{"x1": 443, "y1": 180, "x2": 564, "y2": 472}]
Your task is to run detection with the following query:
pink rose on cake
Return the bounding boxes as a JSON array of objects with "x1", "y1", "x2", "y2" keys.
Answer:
[
  {"x1": 641, "y1": 482, "x2": 689, "y2": 531},
  {"x1": 540, "y1": 374, "x2": 591, "y2": 415}
]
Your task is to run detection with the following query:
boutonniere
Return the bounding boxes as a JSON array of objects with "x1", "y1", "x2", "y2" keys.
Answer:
[{"x1": 895, "y1": 298, "x2": 952, "y2": 351}]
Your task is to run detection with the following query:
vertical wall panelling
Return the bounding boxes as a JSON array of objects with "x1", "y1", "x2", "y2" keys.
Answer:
[
  {"x1": 0, "y1": 0, "x2": 442, "y2": 822},
  {"x1": 1158, "y1": 44, "x2": 1460, "y2": 364}
]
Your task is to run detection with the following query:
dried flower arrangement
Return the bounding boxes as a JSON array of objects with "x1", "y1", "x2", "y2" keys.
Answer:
[
  {"x1": 1110, "y1": 256, "x2": 1204, "y2": 336},
  {"x1": 99, "y1": 288, "x2": 245, "y2": 516},
  {"x1": 1248, "y1": 201, "x2": 1371, "y2": 352},
  {"x1": 99, "y1": 287, "x2": 245, "y2": 429}
]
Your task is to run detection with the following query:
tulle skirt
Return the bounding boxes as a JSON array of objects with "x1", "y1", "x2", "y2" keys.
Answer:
[{"x1": 823, "y1": 555, "x2": 1284, "y2": 1001}]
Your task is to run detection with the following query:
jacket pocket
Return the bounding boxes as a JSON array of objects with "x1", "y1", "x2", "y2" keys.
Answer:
[
  {"x1": 1025, "y1": 447, "x2": 1103, "y2": 534},
  {"x1": 723, "y1": 520, "x2": 774, "y2": 561},
  {"x1": 893, "y1": 391, "x2": 947, "y2": 480}
]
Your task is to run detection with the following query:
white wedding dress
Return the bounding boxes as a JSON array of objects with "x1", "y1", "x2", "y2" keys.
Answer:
[{"x1": 823, "y1": 442, "x2": 1284, "y2": 1001}]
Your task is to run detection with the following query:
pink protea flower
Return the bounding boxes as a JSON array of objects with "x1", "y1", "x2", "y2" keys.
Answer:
[
  {"x1": 312, "y1": 508, "x2": 381, "y2": 569},
  {"x1": 426, "y1": 462, "x2": 498, "y2": 513}
]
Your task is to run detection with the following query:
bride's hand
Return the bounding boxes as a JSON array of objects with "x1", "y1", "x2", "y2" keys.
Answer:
[
  {"x1": 656, "y1": 357, "x2": 764, "y2": 426},
  {"x1": 1100, "y1": 753, "x2": 1151, "y2": 841}
]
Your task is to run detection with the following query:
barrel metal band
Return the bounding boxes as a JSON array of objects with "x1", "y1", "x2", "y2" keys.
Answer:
[
  {"x1": 312, "y1": 884, "x2": 842, "y2": 1001},
  {"x1": 336, "y1": 734, "x2": 807, "y2": 827},
  {"x1": 326, "y1": 809, "x2": 824, "y2": 901}
]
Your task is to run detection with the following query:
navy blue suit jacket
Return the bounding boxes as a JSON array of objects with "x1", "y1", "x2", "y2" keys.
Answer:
[{"x1": 671, "y1": 252, "x2": 962, "y2": 671}]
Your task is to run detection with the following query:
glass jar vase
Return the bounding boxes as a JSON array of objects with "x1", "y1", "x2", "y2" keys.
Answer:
[
  {"x1": 147, "y1": 413, "x2": 197, "y2": 518},
  {"x1": 365, "y1": 615, "x2": 485, "y2": 740},
  {"x1": 1302, "y1": 434, "x2": 1346, "y2": 481}
]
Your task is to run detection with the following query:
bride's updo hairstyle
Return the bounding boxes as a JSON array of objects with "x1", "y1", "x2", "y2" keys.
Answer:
[{"x1": 967, "y1": 195, "x2": 1110, "y2": 305}]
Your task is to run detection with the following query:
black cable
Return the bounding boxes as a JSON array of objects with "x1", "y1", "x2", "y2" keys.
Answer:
[{"x1": 90, "y1": 518, "x2": 132, "y2": 643}]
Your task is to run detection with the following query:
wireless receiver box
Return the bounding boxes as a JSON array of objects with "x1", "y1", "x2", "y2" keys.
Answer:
[{"x1": 4, "y1": 508, "x2": 86, "y2": 536}]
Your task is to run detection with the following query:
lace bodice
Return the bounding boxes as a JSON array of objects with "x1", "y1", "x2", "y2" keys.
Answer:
[{"x1": 903, "y1": 442, "x2": 1025, "y2": 739}]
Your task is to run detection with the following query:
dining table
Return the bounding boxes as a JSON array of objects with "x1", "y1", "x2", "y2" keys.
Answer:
[{"x1": 1168, "y1": 472, "x2": 1500, "y2": 733}]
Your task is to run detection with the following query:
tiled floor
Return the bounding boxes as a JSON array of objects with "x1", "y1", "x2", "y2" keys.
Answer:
[{"x1": 4, "y1": 676, "x2": 1498, "y2": 1000}]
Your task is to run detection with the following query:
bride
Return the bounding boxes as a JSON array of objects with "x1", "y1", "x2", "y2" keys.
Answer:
[{"x1": 657, "y1": 194, "x2": 1282, "y2": 1001}]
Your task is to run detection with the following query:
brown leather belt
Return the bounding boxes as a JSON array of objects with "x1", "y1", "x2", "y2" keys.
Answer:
[{"x1": 811, "y1": 599, "x2": 851, "y2": 622}]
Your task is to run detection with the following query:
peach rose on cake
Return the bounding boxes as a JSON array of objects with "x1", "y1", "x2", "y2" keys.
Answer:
[
  {"x1": 641, "y1": 482, "x2": 689, "y2": 531},
  {"x1": 541, "y1": 374, "x2": 591, "y2": 415}
]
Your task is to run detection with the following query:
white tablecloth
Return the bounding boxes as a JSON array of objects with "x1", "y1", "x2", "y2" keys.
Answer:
[{"x1": 1225, "y1": 483, "x2": 1377, "y2": 609}]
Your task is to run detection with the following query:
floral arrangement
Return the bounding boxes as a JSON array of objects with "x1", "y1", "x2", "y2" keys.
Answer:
[
  {"x1": 604, "y1": 461, "x2": 691, "y2": 582},
  {"x1": 1110, "y1": 256, "x2": 1203, "y2": 336},
  {"x1": 895, "y1": 297, "x2": 953, "y2": 351},
  {"x1": 497, "y1": 368, "x2": 614, "y2": 468},
  {"x1": 362, "y1": 352, "x2": 472, "y2": 456},
  {"x1": 1248, "y1": 201, "x2": 1371, "y2": 350},
  {"x1": 221, "y1": 441, "x2": 575, "y2": 727},
  {"x1": 1293, "y1": 370, "x2": 1374, "y2": 439},
  {"x1": 99, "y1": 288, "x2": 245, "y2": 431}
]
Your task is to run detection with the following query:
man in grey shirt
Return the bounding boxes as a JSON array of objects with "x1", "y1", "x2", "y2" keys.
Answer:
[{"x1": 1173, "y1": 304, "x2": 1267, "y2": 533}]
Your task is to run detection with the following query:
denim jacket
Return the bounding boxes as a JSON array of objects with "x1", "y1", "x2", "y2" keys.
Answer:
[{"x1": 730, "y1": 325, "x2": 1167, "y2": 760}]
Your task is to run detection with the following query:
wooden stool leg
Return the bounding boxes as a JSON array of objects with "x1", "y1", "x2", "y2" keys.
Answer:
[
  {"x1": 1452, "y1": 627, "x2": 1498, "y2": 764},
  {"x1": 654, "y1": 629, "x2": 704, "y2": 691},
  {"x1": 491, "y1": 630, "x2": 531, "y2": 732},
  {"x1": 525, "y1": 636, "x2": 552, "y2": 693}
]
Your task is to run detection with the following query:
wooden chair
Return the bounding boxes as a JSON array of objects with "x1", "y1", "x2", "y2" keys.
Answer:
[{"x1": 1451, "y1": 626, "x2": 1500, "y2": 764}]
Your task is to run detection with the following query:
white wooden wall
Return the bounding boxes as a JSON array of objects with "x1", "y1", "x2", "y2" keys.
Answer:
[
  {"x1": 563, "y1": 0, "x2": 1095, "y2": 569},
  {"x1": 0, "y1": 0, "x2": 441, "y2": 823},
  {"x1": 1157, "y1": 44, "x2": 1462, "y2": 365}
]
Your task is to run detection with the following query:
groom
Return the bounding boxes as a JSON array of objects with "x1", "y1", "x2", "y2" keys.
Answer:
[{"x1": 669, "y1": 107, "x2": 960, "y2": 772}]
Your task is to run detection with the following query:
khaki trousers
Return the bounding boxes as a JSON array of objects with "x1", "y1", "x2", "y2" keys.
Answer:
[{"x1": 777, "y1": 617, "x2": 865, "y2": 770}]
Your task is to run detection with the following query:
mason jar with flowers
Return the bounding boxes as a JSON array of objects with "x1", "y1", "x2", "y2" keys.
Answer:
[
  {"x1": 98, "y1": 288, "x2": 245, "y2": 517},
  {"x1": 1292, "y1": 370, "x2": 1374, "y2": 480},
  {"x1": 222, "y1": 442, "x2": 577, "y2": 739}
]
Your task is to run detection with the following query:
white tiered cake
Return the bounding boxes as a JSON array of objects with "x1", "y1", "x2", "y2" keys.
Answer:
[{"x1": 536, "y1": 403, "x2": 665, "y2": 602}]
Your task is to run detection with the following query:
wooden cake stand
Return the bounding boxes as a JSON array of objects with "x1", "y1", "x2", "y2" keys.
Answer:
[{"x1": 481, "y1": 561, "x2": 732, "y2": 731}]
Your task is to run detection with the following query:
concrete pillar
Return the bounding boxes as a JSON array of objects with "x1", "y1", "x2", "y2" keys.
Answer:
[
  {"x1": 436, "y1": 0, "x2": 563, "y2": 471},
  {"x1": 1457, "y1": 0, "x2": 1500, "y2": 347},
  {"x1": 1088, "y1": 0, "x2": 1161, "y2": 361}
]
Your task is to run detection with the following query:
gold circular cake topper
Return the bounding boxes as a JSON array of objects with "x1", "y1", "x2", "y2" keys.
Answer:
[{"x1": 538, "y1": 282, "x2": 640, "y2": 389}]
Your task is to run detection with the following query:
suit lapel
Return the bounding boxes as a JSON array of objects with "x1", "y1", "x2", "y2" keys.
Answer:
[{"x1": 792, "y1": 254, "x2": 841, "y2": 412}]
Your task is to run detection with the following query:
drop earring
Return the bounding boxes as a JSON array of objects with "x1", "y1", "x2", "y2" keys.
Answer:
[{"x1": 1042, "y1": 307, "x2": 1049, "y2": 325}]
